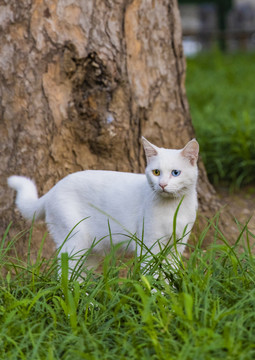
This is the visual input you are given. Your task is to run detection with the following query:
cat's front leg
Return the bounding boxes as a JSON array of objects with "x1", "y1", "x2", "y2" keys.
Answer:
[
  {"x1": 137, "y1": 227, "x2": 188, "y2": 281},
  {"x1": 58, "y1": 246, "x2": 103, "y2": 281}
]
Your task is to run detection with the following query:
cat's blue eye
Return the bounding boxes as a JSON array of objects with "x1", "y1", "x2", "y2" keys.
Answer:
[{"x1": 171, "y1": 170, "x2": 181, "y2": 177}]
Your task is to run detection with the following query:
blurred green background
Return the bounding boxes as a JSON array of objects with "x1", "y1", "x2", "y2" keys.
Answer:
[
  {"x1": 186, "y1": 51, "x2": 255, "y2": 188},
  {"x1": 179, "y1": 0, "x2": 255, "y2": 188}
]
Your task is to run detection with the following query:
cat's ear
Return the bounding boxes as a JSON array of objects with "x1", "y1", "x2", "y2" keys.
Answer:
[
  {"x1": 181, "y1": 139, "x2": 199, "y2": 166},
  {"x1": 142, "y1": 137, "x2": 158, "y2": 163}
]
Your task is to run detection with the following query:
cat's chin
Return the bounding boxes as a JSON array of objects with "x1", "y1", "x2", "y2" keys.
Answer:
[{"x1": 158, "y1": 190, "x2": 178, "y2": 199}]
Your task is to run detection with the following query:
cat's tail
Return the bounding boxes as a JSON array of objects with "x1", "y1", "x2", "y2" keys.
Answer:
[{"x1": 8, "y1": 175, "x2": 46, "y2": 221}]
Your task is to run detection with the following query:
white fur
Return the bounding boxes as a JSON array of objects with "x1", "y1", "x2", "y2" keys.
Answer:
[{"x1": 8, "y1": 137, "x2": 199, "y2": 271}]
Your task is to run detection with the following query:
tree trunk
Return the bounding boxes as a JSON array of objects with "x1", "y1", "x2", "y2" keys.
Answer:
[{"x1": 1, "y1": 0, "x2": 218, "y2": 258}]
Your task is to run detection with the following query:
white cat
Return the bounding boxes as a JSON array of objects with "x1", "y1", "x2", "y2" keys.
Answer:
[{"x1": 8, "y1": 137, "x2": 199, "y2": 273}]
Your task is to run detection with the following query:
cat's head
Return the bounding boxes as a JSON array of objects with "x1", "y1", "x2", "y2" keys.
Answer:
[{"x1": 142, "y1": 137, "x2": 199, "y2": 198}]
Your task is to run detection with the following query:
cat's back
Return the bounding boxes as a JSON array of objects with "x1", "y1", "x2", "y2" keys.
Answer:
[
  {"x1": 69, "y1": 170, "x2": 146, "y2": 187},
  {"x1": 48, "y1": 170, "x2": 147, "y2": 203}
]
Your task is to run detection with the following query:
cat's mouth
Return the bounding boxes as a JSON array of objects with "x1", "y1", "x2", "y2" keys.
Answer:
[
  {"x1": 159, "y1": 189, "x2": 176, "y2": 198},
  {"x1": 159, "y1": 187, "x2": 185, "y2": 199}
]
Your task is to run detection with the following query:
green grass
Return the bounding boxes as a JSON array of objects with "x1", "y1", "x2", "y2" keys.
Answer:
[
  {"x1": 1, "y1": 218, "x2": 255, "y2": 359},
  {"x1": 186, "y1": 50, "x2": 255, "y2": 188}
]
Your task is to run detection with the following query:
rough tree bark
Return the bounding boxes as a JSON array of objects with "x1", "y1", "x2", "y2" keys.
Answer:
[{"x1": 0, "y1": 0, "x2": 218, "y2": 258}]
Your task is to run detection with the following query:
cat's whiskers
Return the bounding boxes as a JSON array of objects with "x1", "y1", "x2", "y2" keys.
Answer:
[{"x1": 150, "y1": 188, "x2": 159, "y2": 201}]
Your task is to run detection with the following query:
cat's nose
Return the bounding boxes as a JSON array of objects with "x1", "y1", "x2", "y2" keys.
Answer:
[{"x1": 159, "y1": 183, "x2": 167, "y2": 190}]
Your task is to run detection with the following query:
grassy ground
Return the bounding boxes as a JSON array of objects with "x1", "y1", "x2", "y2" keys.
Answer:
[
  {"x1": 3, "y1": 52, "x2": 255, "y2": 359},
  {"x1": 1, "y1": 218, "x2": 255, "y2": 360},
  {"x1": 186, "y1": 51, "x2": 255, "y2": 188}
]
